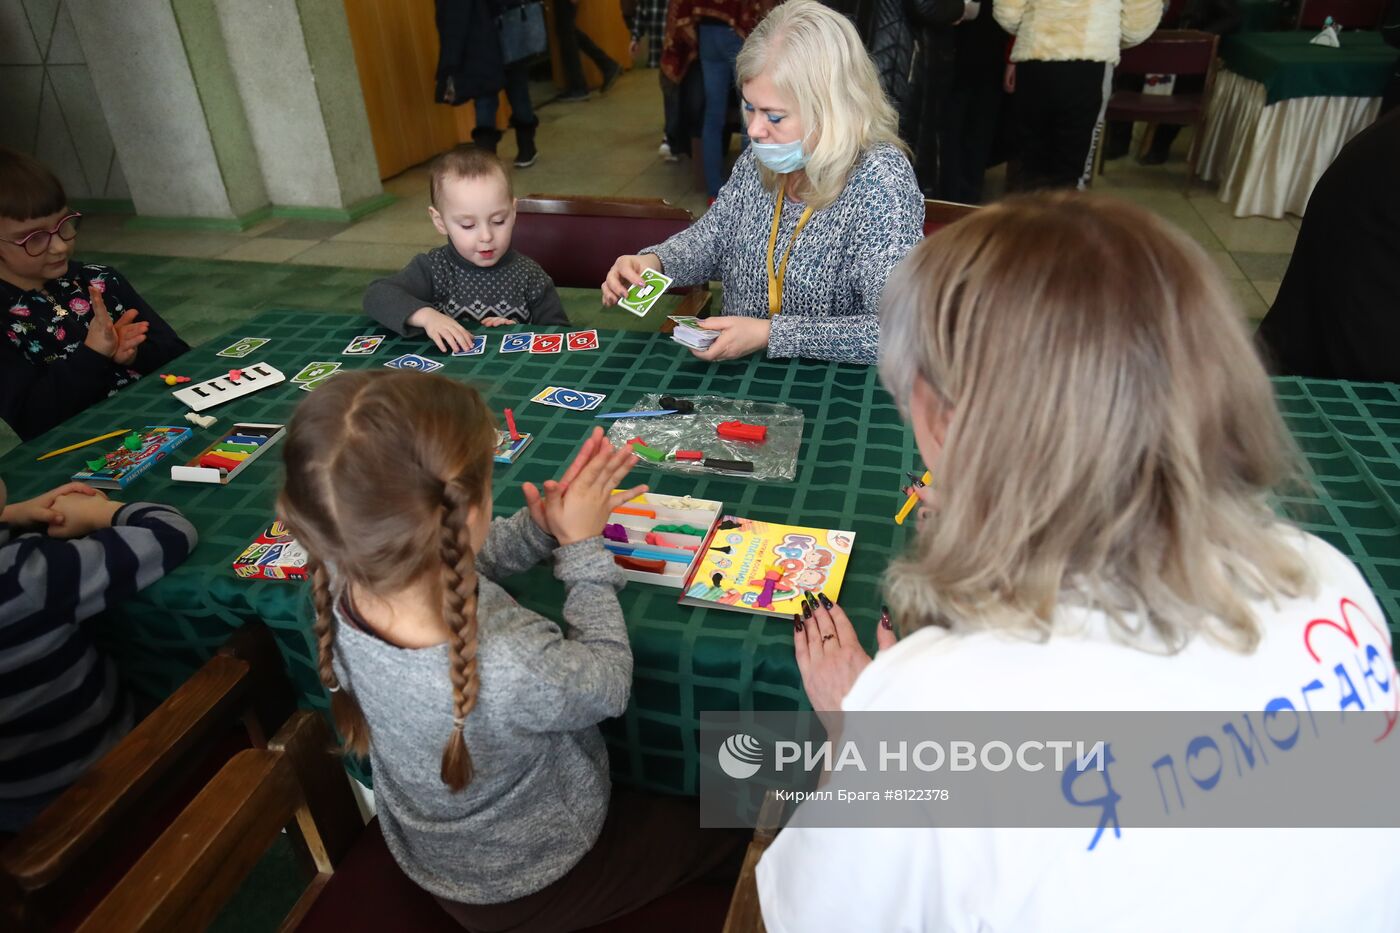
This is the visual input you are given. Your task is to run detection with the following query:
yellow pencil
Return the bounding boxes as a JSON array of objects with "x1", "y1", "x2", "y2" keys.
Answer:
[
  {"x1": 894, "y1": 470, "x2": 931, "y2": 525},
  {"x1": 35, "y1": 428, "x2": 132, "y2": 462}
]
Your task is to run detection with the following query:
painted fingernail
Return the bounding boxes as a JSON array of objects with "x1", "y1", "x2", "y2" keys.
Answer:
[
  {"x1": 803, "y1": 589, "x2": 815, "y2": 608},
  {"x1": 802, "y1": 601, "x2": 811, "y2": 619},
  {"x1": 818, "y1": 592, "x2": 832, "y2": 610},
  {"x1": 880, "y1": 606, "x2": 893, "y2": 630},
  {"x1": 793, "y1": 613, "x2": 804, "y2": 633}
]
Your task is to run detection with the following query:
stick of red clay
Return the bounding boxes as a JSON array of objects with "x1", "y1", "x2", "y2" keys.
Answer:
[{"x1": 504, "y1": 408, "x2": 520, "y2": 441}]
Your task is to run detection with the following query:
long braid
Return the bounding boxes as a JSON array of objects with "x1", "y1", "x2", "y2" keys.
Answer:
[
  {"x1": 439, "y1": 480, "x2": 481, "y2": 791},
  {"x1": 310, "y1": 558, "x2": 371, "y2": 757}
]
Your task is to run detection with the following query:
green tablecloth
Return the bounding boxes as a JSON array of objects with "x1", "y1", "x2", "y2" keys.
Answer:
[
  {"x1": 3, "y1": 309, "x2": 1398, "y2": 793},
  {"x1": 1220, "y1": 31, "x2": 1400, "y2": 104}
]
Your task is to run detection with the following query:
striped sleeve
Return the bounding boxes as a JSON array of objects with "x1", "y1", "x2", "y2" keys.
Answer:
[{"x1": 1, "y1": 502, "x2": 197, "y2": 627}]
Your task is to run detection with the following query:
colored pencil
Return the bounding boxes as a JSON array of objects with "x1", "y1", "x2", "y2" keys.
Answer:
[{"x1": 35, "y1": 428, "x2": 132, "y2": 462}]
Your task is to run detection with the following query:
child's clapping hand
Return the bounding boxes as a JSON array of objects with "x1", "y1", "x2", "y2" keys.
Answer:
[
  {"x1": 407, "y1": 306, "x2": 473, "y2": 353},
  {"x1": 523, "y1": 427, "x2": 646, "y2": 545}
]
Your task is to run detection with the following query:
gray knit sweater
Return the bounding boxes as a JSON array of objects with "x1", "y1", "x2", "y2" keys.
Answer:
[
  {"x1": 642, "y1": 144, "x2": 925, "y2": 365},
  {"x1": 331, "y1": 508, "x2": 631, "y2": 904},
  {"x1": 363, "y1": 246, "x2": 569, "y2": 337}
]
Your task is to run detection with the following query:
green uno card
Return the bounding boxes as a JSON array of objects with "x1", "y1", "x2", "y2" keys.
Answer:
[{"x1": 617, "y1": 269, "x2": 674, "y2": 317}]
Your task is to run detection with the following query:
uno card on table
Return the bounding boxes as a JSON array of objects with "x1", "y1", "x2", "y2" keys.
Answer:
[
  {"x1": 501, "y1": 333, "x2": 533, "y2": 353},
  {"x1": 452, "y1": 335, "x2": 488, "y2": 356},
  {"x1": 567, "y1": 330, "x2": 600, "y2": 351},
  {"x1": 617, "y1": 269, "x2": 673, "y2": 317},
  {"x1": 531, "y1": 386, "x2": 607, "y2": 411},
  {"x1": 384, "y1": 353, "x2": 444, "y2": 373},
  {"x1": 530, "y1": 333, "x2": 564, "y2": 354},
  {"x1": 291, "y1": 361, "x2": 341, "y2": 384},
  {"x1": 343, "y1": 335, "x2": 385, "y2": 355},
  {"x1": 217, "y1": 337, "x2": 270, "y2": 359}
]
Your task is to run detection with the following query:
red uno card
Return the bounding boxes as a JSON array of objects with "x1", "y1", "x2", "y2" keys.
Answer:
[
  {"x1": 530, "y1": 333, "x2": 563, "y2": 354},
  {"x1": 567, "y1": 330, "x2": 600, "y2": 351}
]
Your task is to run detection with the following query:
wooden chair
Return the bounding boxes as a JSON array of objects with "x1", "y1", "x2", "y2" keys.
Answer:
[
  {"x1": 514, "y1": 194, "x2": 712, "y2": 322},
  {"x1": 923, "y1": 199, "x2": 980, "y2": 237},
  {"x1": 82, "y1": 708, "x2": 742, "y2": 932},
  {"x1": 0, "y1": 622, "x2": 296, "y2": 932},
  {"x1": 721, "y1": 790, "x2": 788, "y2": 933},
  {"x1": 1295, "y1": 0, "x2": 1387, "y2": 28},
  {"x1": 1095, "y1": 30, "x2": 1220, "y2": 186}
]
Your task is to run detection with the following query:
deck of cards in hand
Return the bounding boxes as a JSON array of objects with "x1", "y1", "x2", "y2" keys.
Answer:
[{"x1": 668, "y1": 315, "x2": 718, "y2": 350}]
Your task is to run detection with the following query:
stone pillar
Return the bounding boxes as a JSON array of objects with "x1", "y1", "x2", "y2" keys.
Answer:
[
  {"x1": 62, "y1": 0, "x2": 387, "y2": 226},
  {"x1": 67, "y1": 0, "x2": 268, "y2": 222},
  {"x1": 214, "y1": 0, "x2": 386, "y2": 218}
]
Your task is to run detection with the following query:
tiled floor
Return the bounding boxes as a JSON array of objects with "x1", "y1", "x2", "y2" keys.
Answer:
[{"x1": 4, "y1": 66, "x2": 1301, "y2": 458}]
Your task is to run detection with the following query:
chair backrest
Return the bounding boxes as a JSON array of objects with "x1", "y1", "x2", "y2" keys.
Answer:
[
  {"x1": 73, "y1": 710, "x2": 363, "y2": 933},
  {"x1": 513, "y1": 195, "x2": 695, "y2": 290},
  {"x1": 1295, "y1": 0, "x2": 1387, "y2": 28},
  {"x1": 722, "y1": 790, "x2": 789, "y2": 933},
  {"x1": 922, "y1": 199, "x2": 979, "y2": 237},
  {"x1": 1114, "y1": 29, "x2": 1217, "y2": 78},
  {"x1": 0, "y1": 622, "x2": 295, "y2": 932}
]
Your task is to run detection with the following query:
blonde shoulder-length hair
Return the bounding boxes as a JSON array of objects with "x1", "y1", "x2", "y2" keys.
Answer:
[
  {"x1": 879, "y1": 193, "x2": 1313, "y2": 654},
  {"x1": 735, "y1": 0, "x2": 906, "y2": 212}
]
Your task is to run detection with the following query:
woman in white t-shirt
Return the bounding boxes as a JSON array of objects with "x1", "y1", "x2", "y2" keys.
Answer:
[{"x1": 756, "y1": 192, "x2": 1400, "y2": 933}]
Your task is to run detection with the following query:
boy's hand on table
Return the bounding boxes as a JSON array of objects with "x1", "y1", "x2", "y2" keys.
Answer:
[
  {"x1": 407, "y1": 307, "x2": 472, "y2": 353},
  {"x1": 48, "y1": 491, "x2": 124, "y2": 539},
  {"x1": 1, "y1": 482, "x2": 106, "y2": 530}
]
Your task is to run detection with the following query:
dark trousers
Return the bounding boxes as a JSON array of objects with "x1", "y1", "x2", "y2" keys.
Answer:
[
  {"x1": 1012, "y1": 59, "x2": 1113, "y2": 191},
  {"x1": 476, "y1": 61, "x2": 538, "y2": 130},
  {"x1": 937, "y1": 80, "x2": 1003, "y2": 203},
  {"x1": 435, "y1": 788, "x2": 746, "y2": 933},
  {"x1": 553, "y1": 0, "x2": 618, "y2": 92}
]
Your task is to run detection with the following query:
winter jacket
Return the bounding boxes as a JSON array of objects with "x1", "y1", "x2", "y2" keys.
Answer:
[{"x1": 994, "y1": 0, "x2": 1161, "y2": 64}]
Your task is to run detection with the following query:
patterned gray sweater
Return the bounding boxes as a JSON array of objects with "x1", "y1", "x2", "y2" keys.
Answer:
[
  {"x1": 363, "y1": 246, "x2": 568, "y2": 336},
  {"x1": 331, "y1": 508, "x2": 631, "y2": 904},
  {"x1": 643, "y1": 144, "x2": 925, "y2": 364}
]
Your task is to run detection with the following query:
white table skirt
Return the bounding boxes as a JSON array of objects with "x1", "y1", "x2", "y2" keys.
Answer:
[{"x1": 1197, "y1": 68, "x2": 1382, "y2": 219}]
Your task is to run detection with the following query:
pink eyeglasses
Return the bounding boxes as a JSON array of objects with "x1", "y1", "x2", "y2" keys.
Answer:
[{"x1": 2, "y1": 212, "x2": 83, "y2": 257}]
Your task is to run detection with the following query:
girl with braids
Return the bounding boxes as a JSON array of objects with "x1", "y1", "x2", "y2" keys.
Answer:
[{"x1": 279, "y1": 370, "x2": 745, "y2": 931}]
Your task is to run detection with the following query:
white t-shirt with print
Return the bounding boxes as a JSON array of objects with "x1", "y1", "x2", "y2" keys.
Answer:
[{"x1": 756, "y1": 531, "x2": 1400, "y2": 933}]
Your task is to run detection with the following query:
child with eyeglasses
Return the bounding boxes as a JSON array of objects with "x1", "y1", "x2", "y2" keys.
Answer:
[{"x1": 0, "y1": 147, "x2": 188, "y2": 442}]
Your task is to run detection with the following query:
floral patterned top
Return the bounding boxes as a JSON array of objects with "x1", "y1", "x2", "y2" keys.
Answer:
[{"x1": 0, "y1": 262, "x2": 187, "y2": 441}]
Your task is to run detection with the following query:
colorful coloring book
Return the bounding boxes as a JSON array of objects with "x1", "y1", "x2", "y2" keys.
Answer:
[
  {"x1": 70, "y1": 426, "x2": 193, "y2": 490},
  {"x1": 232, "y1": 519, "x2": 309, "y2": 581},
  {"x1": 679, "y1": 516, "x2": 856, "y2": 617}
]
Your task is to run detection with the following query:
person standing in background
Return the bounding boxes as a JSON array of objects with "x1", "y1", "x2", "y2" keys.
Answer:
[
  {"x1": 936, "y1": 3, "x2": 1009, "y2": 201},
  {"x1": 555, "y1": 0, "x2": 624, "y2": 101},
  {"x1": 662, "y1": 0, "x2": 776, "y2": 201},
  {"x1": 996, "y1": 0, "x2": 1162, "y2": 189},
  {"x1": 868, "y1": 0, "x2": 965, "y2": 195}
]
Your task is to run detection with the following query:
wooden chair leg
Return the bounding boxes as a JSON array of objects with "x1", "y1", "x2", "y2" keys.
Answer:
[{"x1": 1139, "y1": 123, "x2": 1158, "y2": 160}]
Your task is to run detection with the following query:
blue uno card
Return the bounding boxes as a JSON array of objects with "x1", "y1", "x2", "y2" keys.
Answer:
[
  {"x1": 453, "y1": 335, "x2": 487, "y2": 357},
  {"x1": 501, "y1": 333, "x2": 534, "y2": 353},
  {"x1": 383, "y1": 353, "x2": 444, "y2": 373}
]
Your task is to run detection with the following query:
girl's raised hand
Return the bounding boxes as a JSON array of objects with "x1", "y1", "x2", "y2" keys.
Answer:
[
  {"x1": 546, "y1": 441, "x2": 646, "y2": 546},
  {"x1": 524, "y1": 427, "x2": 607, "y2": 538}
]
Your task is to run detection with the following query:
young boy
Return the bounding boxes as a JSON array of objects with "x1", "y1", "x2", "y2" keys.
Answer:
[
  {"x1": 0, "y1": 147, "x2": 189, "y2": 442},
  {"x1": 363, "y1": 145, "x2": 568, "y2": 353},
  {"x1": 0, "y1": 477, "x2": 197, "y2": 831}
]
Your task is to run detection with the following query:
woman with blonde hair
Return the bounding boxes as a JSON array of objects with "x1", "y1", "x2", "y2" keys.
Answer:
[
  {"x1": 755, "y1": 193, "x2": 1400, "y2": 931},
  {"x1": 603, "y1": 0, "x2": 924, "y2": 364}
]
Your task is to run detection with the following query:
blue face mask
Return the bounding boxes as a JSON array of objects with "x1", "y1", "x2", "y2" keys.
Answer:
[{"x1": 750, "y1": 137, "x2": 809, "y2": 173}]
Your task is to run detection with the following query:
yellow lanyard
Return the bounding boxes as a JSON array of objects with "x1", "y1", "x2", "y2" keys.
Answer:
[{"x1": 766, "y1": 179, "x2": 814, "y2": 316}]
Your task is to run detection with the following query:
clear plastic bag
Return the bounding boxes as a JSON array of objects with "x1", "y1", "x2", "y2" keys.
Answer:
[{"x1": 604, "y1": 394, "x2": 804, "y2": 481}]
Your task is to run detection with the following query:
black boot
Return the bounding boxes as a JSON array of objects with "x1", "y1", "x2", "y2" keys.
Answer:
[
  {"x1": 471, "y1": 126, "x2": 502, "y2": 154},
  {"x1": 512, "y1": 121, "x2": 538, "y2": 168}
]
